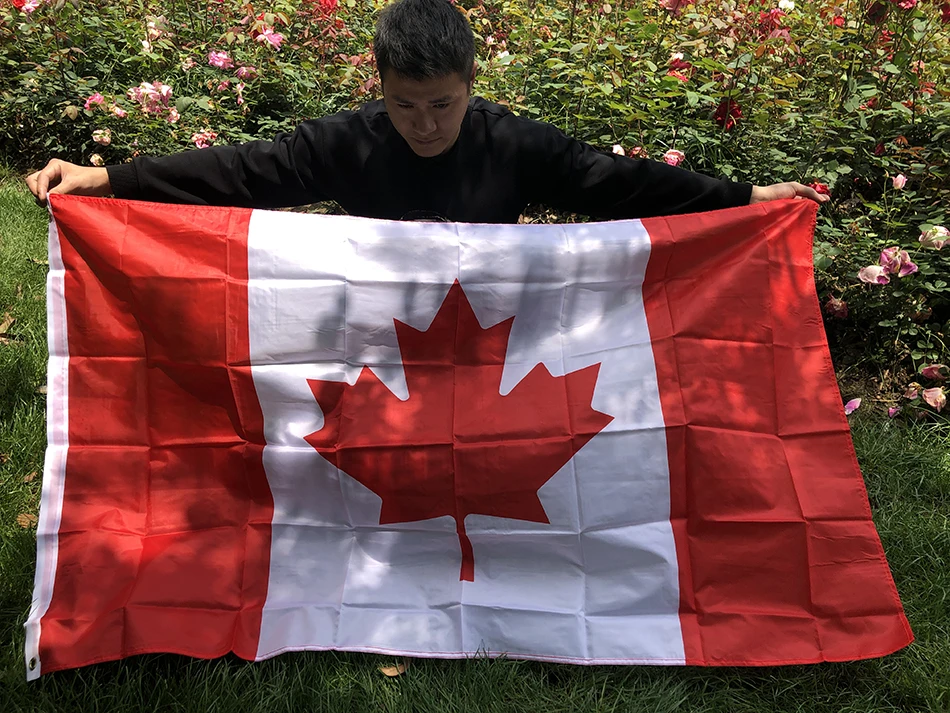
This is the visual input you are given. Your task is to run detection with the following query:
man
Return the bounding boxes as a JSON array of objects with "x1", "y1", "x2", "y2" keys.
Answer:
[{"x1": 26, "y1": 0, "x2": 827, "y2": 220}]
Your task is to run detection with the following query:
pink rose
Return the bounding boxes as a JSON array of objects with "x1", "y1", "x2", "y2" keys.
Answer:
[
  {"x1": 612, "y1": 145, "x2": 625, "y2": 156},
  {"x1": 897, "y1": 252, "x2": 918, "y2": 277},
  {"x1": 83, "y1": 92, "x2": 105, "y2": 110},
  {"x1": 920, "y1": 364, "x2": 948, "y2": 381},
  {"x1": 92, "y1": 128, "x2": 111, "y2": 146},
  {"x1": 919, "y1": 226, "x2": 948, "y2": 249},
  {"x1": 191, "y1": 130, "x2": 218, "y2": 149},
  {"x1": 256, "y1": 27, "x2": 284, "y2": 49},
  {"x1": 878, "y1": 247, "x2": 917, "y2": 277},
  {"x1": 659, "y1": 0, "x2": 691, "y2": 15},
  {"x1": 891, "y1": 173, "x2": 907, "y2": 189},
  {"x1": 89, "y1": 154, "x2": 104, "y2": 167},
  {"x1": 236, "y1": 65, "x2": 258, "y2": 80},
  {"x1": 663, "y1": 149, "x2": 685, "y2": 166},
  {"x1": 922, "y1": 387, "x2": 946, "y2": 412},
  {"x1": 127, "y1": 81, "x2": 173, "y2": 114},
  {"x1": 208, "y1": 51, "x2": 234, "y2": 69},
  {"x1": 858, "y1": 265, "x2": 890, "y2": 284},
  {"x1": 879, "y1": 246, "x2": 901, "y2": 273}
]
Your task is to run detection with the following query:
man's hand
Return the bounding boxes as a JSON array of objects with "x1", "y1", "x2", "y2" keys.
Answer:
[
  {"x1": 750, "y1": 182, "x2": 830, "y2": 205},
  {"x1": 25, "y1": 159, "x2": 112, "y2": 206}
]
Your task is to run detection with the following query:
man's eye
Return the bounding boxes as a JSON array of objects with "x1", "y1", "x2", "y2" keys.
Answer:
[
  {"x1": 398, "y1": 104, "x2": 413, "y2": 109},
  {"x1": 433, "y1": 103, "x2": 449, "y2": 110}
]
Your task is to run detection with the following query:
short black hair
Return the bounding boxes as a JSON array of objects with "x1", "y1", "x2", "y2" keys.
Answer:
[{"x1": 374, "y1": 0, "x2": 475, "y2": 82}]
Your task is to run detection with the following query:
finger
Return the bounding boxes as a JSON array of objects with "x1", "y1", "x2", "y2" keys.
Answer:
[
  {"x1": 25, "y1": 171, "x2": 39, "y2": 195},
  {"x1": 803, "y1": 187, "x2": 830, "y2": 203},
  {"x1": 36, "y1": 169, "x2": 52, "y2": 204},
  {"x1": 791, "y1": 182, "x2": 829, "y2": 204},
  {"x1": 25, "y1": 172, "x2": 46, "y2": 206},
  {"x1": 36, "y1": 163, "x2": 62, "y2": 204}
]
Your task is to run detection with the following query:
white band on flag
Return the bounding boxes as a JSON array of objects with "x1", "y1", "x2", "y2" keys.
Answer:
[
  {"x1": 247, "y1": 212, "x2": 685, "y2": 664},
  {"x1": 24, "y1": 213, "x2": 72, "y2": 681}
]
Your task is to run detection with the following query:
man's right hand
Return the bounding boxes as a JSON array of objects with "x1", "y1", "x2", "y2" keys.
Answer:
[{"x1": 25, "y1": 160, "x2": 112, "y2": 206}]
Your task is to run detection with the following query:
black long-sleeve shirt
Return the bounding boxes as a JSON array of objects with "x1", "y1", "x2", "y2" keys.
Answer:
[{"x1": 106, "y1": 97, "x2": 752, "y2": 223}]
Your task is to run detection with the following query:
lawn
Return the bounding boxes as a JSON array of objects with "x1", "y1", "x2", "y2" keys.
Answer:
[{"x1": 0, "y1": 173, "x2": 948, "y2": 712}]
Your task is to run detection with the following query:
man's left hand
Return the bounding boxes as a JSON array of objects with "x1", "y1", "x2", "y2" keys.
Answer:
[{"x1": 750, "y1": 182, "x2": 830, "y2": 205}]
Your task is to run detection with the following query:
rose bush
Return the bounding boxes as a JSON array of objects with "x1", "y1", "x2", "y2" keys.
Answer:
[{"x1": 1, "y1": 0, "x2": 948, "y2": 414}]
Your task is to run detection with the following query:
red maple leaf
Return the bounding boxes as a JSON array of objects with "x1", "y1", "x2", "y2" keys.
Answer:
[{"x1": 305, "y1": 281, "x2": 613, "y2": 581}]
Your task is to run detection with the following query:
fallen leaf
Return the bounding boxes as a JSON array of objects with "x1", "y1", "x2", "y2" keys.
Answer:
[
  {"x1": 16, "y1": 285, "x2": 23, "y2": 300},
  {"x1": 0, "y1": 453, "x2": 8, "y2": 464},
  {"x1": 28, "y1": 257, "x2": 49, "y2": 266},
  {"x1": 36, "y1": 385, "x2": 48, "y2": 395},
  {"x1": 17, "y1": 513, "x2": 38, "y2": 529},
  {"x1": 379, "y1": 661, "x2": 408, "y2": 677},
  {"x1": 0, "y1": 312, "x2": 19, "y2": 345},
  {"x1": 23, "y1": 471, "x2": 38, "y2": 483}
]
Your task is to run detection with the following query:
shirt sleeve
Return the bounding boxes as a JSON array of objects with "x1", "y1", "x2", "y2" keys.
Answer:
[
  {"x1": 106, "y1": 117, "x2": 341, "y2": 209},
  {"x1": 516, "y1": 118, "x2": 753, "y2": 219}
]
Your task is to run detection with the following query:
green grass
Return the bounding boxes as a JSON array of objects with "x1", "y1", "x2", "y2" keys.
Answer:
[{"x1": 0, "y1": 174, "x2": 948, "y2": 712}]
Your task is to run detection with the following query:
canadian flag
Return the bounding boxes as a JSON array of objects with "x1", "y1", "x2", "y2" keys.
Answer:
[{"x1": 26, "y1": 195, "x2": 911, "y2": 679}]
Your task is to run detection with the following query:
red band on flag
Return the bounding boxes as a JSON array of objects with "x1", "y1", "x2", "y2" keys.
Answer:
[
  {"x1": 642, "y1": 200, "x2": 912, "y2": 664},
  {"x1": 41, "y1": 196, "x2": 272, "y2": 673}
]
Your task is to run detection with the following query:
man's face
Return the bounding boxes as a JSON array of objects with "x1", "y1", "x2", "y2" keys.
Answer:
[{"x1": 382, "y1": 69, "x2": 474, "y2": 158}]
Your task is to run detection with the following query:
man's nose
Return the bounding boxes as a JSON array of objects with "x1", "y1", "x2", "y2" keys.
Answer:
[{"x1": 414, "y1": 111, "x2": 437, "y2": 135}]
